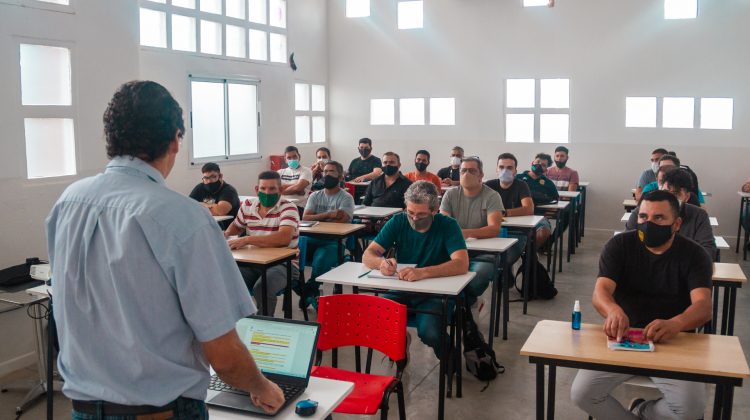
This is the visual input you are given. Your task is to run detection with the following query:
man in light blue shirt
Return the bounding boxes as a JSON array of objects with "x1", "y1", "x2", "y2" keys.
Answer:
[{"x1": 46, "y1": 81, "x2": 284, "y2": 419}]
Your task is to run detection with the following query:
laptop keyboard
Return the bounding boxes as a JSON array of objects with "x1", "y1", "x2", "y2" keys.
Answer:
[{"x1": 209, "y1": 375, "x2": 303, "y2": 401}]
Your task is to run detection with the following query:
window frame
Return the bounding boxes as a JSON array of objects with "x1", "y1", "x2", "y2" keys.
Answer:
[
  {"x1": 504, "y1": 78, "x2": 571, "y2": 143},
  {"x1": 294, "y1": 81, "x2": 327, "y2": 144}
]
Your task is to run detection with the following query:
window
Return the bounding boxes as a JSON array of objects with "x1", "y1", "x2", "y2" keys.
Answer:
[
  {"x1": 625, "y1": 97, "x2": 657, "y2": 128},
  {"x1": 189, "y1": 77, "x2": 260, "y2": 163},
  {"x1": 504, "y1": 78, "x2": 570, "y2": 143},
  {"x1": 700, "y1": 98, "x2": 733, "y2": 130},
  {"x1": 294, "y1": 83, "x2": 326, "y2": 143},
  {"x1": 523, "y1": 0, "x2": 551, "y2": 6},
  {"x1": 369, "y1": 97, "x2": 455, "y2": 126},
  {"x1": 662, "y1": 97, "x2": 694, "y2": 128},
  {"x1": 399, "y1": 98, "x2": 425, "y2": 125},
  {"x1": 370, "y1": 99, "x2": 395, "y2": 125},
  {"x1": 19, "y1": 43, "x2": 76, "y2": 179},
  {"x1": 398, "y1": 1, "x2": 423, "y2": 30},
  {"x1": 139, "y1": 0, "x2": 287, "y2": 64},
  {"x1": 429, "y1": 98, "x2": 455, "y2": 125},
  {"x1": 626, "y1": 96, "x2": 733, "y2": 130},
  {"x1": 347, "y1": 0, "x2": 370, "y2": 18},
  {"x1": 665, "y1": 0, "x2": 698, "y2": 19}
]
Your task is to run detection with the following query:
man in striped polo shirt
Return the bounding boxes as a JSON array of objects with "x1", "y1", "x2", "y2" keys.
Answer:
[{"x1": 224, "y1": 171, "x2": 300, "y2": 316}]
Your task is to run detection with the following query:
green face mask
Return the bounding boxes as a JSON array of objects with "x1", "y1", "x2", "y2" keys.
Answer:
[{"x1": 258, "y1": 191, "x2": 280, "y2": 208}]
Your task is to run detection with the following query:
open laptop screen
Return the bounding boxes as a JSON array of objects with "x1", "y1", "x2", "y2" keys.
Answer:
[{"x1": 235, "y1": 317, "x2": 319, "y2": 379}]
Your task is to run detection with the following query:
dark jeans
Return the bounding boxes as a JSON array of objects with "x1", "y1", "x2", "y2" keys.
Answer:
[{"x1": 72, "y1": 397, "x2": 206, "y2": 420}]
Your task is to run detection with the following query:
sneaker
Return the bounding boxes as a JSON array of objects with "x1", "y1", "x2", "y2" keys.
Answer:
[
  {"x1": 629, "y1": 398, "x2": 646, "y2": 415},
  {"x1": 470, "y1": 298, "x2": 486, "y2": 321}
]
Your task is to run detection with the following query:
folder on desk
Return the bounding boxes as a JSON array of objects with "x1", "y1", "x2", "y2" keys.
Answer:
[{"x1": 607, "y1": 329, "x2": 655, "y2": 352}]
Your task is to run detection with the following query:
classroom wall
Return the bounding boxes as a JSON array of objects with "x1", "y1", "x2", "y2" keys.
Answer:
[{"x1": 326, "y1": 0, "x2": 750, "y2": 236}]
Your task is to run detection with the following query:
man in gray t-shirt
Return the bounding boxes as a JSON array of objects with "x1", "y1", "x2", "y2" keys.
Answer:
[{"x1": 440, "y1": 157, "x2": 504, "y2": 310}]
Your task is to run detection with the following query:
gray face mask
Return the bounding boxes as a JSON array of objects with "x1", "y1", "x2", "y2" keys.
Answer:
[{"x1": 408, "y1": 214, "x2": 434, "y2": 232}]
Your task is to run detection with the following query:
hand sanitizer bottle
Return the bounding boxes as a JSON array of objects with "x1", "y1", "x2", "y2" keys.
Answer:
[{"x1": 572, "y1": 300, "x2": 581, "y2": 330}]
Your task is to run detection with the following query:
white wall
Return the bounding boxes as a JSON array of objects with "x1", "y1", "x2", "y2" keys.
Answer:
[{"x1": 326, "y1": 0, "x2": 750, "y2": 236}]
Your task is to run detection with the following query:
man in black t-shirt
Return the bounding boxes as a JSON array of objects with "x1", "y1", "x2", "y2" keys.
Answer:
[
  {"x1": 363, "y1": 152, "x2": 412, "y2": 208},
  {"x1": 437, "y1": 146, "x2": 464, "y2": 187},
  {"x1": 188, "y1": 162, "x2": 240, "y2": 219},
  {"x1": 571, "y1": 190, "x2": 712, "y2": 420},
  {"x1": 346, "y1": 138, "x2": 383, "y2": 182}
]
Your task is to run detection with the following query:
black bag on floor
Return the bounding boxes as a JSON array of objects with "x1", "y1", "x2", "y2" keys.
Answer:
[
  {"x1": 513, "y1": 257, "x2": 558, "y2": 300},
  {"x1": 460, "y1": 304, "x2": 504, "y2": 383}
]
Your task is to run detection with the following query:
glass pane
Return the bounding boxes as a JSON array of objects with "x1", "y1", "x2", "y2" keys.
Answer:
[
  {"x1": 226, "y1": 0, "x2": 245, "y2": 19},
  {"x1": 38, "y1": 0, "x2": 70, "y2": 4},
  {"x1": 226, "y1": 25, "x2": 246, "y2": 58},
  {"x1": 295, "y1": 116, "x2": 310, "y2": 144},
  {"x1": 662, "y1": 97, "x2": 694, "y2": 128},
  {"x1": 248, "y1": 0, "x2": 267, "y2": 24},
  {"x1": 172, "y1": 14, "x2": 197, "y2": 52},
  {"x1": 398, "y1": 1, "x2": 423, "y2": 30},
  {"x1": 312, "y1": 116, "x2": 326, "y2": 143},
  {"x1": 172, "y1": 0, "x2": 195, "y2": 9},
  {"x1": 700, "y1": 98, "x2": 733, "y2": 130},
  {"x1": 146, "y1": 0, "x2": 166, "y2": 3},
  {"x1": 200, "y1": 20, "x2": 222, "y2": 55},
  {"x1": 347, "y1": 0, "x2": 370, "y2": 17},
  {"x1": 665, "y1": 0, "x2": 698, "y2": 19},
  {"x1": 191, "y1": 81, "x2": 226, "y2": 158},
  {"x1": 24, "y1": 118, "x2": 76, "y2": 179},
  {"x1": 295, "y1": 83, "x2": 310, "y2": 111},
  {"x1": 269, "y1": 33, "x2": 287, "y2": 63},
  {"x1": 269, "y1": 0, "x2": 286, "y2": 28},
  {"x1": 200, "y1": 0, "x2": 222, "y2": 14},
  {"x1": 311, "y1": 85, "x2": 326, "y2": 111},
  {"x1": 20, "y1": 44, "x2": 71, "y2": 106},
  {"x1": 248, "y1": 29, "x2": 268, "y2": 60},
  {"x1": 625, "y1": 97, "x2": 657, "y2": 128},
  {"x1": 228, "y1": 83, "x2": 258, "y2": 155},
  {"x1": 540, "y1": 114, "x2": 569, "y2": 143},
  {"x1": 399, "y1": 98, "x2": 425, "y2": 125},
  {"x1": 523, "y1": 0, "x2": 550, "y2": 6},
  {"x1": 540, "y1": 79, "x2": 569, "y2": 109},
  {"x1": 370, "y1": 99, "x2": 395, "y2": 125},
  {"x1": 139, "y1": 8, "x2": 167, "y2": 48},
  {"x1": 429, "y1": 97, "x2": 455, "y2": 125},
  {"x1": 505, "y1": 114, "x2": 534, "y2": 143},
  {"x1": 506, "y1": 79, "x2": 535, "y2": 108}
]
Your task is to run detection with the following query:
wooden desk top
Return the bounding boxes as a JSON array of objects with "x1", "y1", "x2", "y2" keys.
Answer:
[
  {"x1": 231, "y1": 246, "x2": 298, "y2": 265},
  {"x1": 713, "y1": 263, "x2": 747, "y2": 283},
  {"x1": 299, "y1": 222, "x2": 365, "y2": 236},
  {"x1": 502, "y1": 215, "x2": 545, "y2": 228},
  {"x1": 465, "y1": 237, "x2": 518, "y2": 253},
  {"x1": 520, "y1": 320, "x2": 750, "y2": 379}
]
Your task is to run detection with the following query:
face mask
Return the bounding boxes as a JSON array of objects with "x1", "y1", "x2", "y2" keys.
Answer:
[
  {"x1": 554, "y1": 160, "x2": 566, "y2": 169},
  {"x1": 415, "y1": 162, "x2": 428, "y2": 172},
  {"x1": 382, "y1": 165, "x2": 398, "y2": 176},
  {"x1": 636, "y1": 221, "x2": 674, "y2": 248},
  {"x1": 258, "y1": 191, "x2": 280, "y2": 208},
  {"x1": 499, "y1": 169, "x2": 514, "y2": 184},
  {"x1": 287, "y1": 159, "x2": 300, "y2": 169},
  {"x1": 359, "y1": 148, "x2": 371, "y2": 158},
  {"x1": 408, "y1": 214, "x2": 434, "y2": 232},
  {"x1": 531, "y1": 164, "x2": 545, "y2": 176},
  {"x1": 204, "y1": 180, "x2": 221, "y2": 193},
  {"x1": 323, "y1": 175, "x2": 339, "y2": 189},
  {"x1": 651, "y1": 162, "x2": 660, "y2": 173},
  {"x1": 451, "y1": 157, "x2": 461, "y2": 166}
]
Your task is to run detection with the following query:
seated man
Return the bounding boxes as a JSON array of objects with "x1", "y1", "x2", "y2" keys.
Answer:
[
  {"x1": 485, "y1": 153, "x2": 535, "y2": 262},
  {"x1": 347, "y1": 137, "x2": 383, "y2": 182},
  {"x1": 743, "y1": 175, "x2": 750, "y2": 193},
  {"x1": 189, "y1": 162, "x2": 240, "y2": 218},
  {"x1": 437, "y1": 146, "x2": 464, "y2": 187},
  {"x1": 225, "y1": 171, "x2": 300, "y2": 316},
  {"x1": 363, "y1": 181, "x2": 469, "y2": 358},
  {"x1": 545, "y1": 146, "x2": 580, "y2": 192},
  {"x1": 363, "y1": 152, "x2": 412, "y2": 208},
  {"x1": 440, "y1": 157, "x2": 504, "y2": 316},
  {"x1": 642, "y1": 154, "x2": 705, "y2": 205},
  {"x1": 278, "y1": 146, "x2": 312, "y2": 216},
  {"x1": 301, "y1": 160, "x2": 355, "y2": 306},
  {"x1": 635, "y1": 148, "x2": 668, "y2": 201},
  {"x1": 517, "y1": 153, "x2": 559, "y2": 247},
  {"x1": 571, "y1": 190, "x2": 712, "y2": 420},
  {"x1": 310, "y1": 146, "x2": 331, "y2": 191},
  {"x1": 405, "y1": 149, "x2": 442, "y2": 190},
  {"x1": 627, "y1": 168, "x2": 715, "y2": 259}
]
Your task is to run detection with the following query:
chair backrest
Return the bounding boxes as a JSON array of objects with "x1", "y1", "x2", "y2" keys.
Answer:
[{"x1": 317, "y1": 294, "x2": 407, "y2": 362}]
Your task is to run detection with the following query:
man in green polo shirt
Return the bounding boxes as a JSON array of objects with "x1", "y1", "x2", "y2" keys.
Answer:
[{"x1": 362, "y1": 181, "x2": 469, "y2": 358}]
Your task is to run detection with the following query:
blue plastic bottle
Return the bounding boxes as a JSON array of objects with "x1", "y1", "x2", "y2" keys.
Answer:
[{"x1": 572, "y1": 300, "x2": 581, "y2": 330}]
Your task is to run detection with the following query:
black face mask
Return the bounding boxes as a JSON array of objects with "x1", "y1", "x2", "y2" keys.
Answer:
[
  {"x1": 382, "y1": 165, "x2": 398, "y2": 176},
  {"x1": 359, "y1": 148, "x2": 371, "y2": 158},
  {"x1": 554, "y1": 160, "x2": 566, "y2": 169},
  {"x1": 415, "y1": 162, "x2": 428, "y2": 172},
  {"x1": 531, "y1": 164, "x2": 545, "y2": 176},
  {"x1": 637, "y1": 221, "x2": 674, "y2": 248},
  {"x1": 323, "y1": 175, "x2": 339, "y2": 189},
  {"x1": 204, "y1": 181, "x2": 221, "y2": 194}
]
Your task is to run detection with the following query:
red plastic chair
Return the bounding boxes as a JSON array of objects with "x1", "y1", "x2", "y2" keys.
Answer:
[{"x1": 311, "y1": 294, "x2": 407, "y2": 419}]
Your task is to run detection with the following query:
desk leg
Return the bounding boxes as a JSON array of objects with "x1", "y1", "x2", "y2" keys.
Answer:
[
  {"x1": 722, "y1": 384, "x2": 734, "y2": 420},
  {"x1": 550, "y1": 215, "x2": 557, "y2": 285},
  {"x1": 338, "y1": 240, "x2": 344, "y2": 265},
  {"x1": 567, "y1": 205, "x2": 574, "y2": 260},
  {"x1": 547, "y1": 365, "x2": 556, "y2": 420},
  {"x1": 558, "y1": 211, "x2": 564, "y2": 272},
  {"x1": 503, "y1": 255, "x2": 510, "y2": 340},
  {"x1": 523, "y1": 228, "x2": 534, "y2": 315},
  {"x1": 580, "y1": 187, "x2": 587, "y2": 239},
  {"x1": 284, "y1": 261, "x2": 292, "y2": 319},
  {"x1": 536, "y1": 364, "x2": 545, "y2": 420},
  {"x1": 713, "y1": 383, "x2": 724, "y2": 420},
  {"x1": 261, "y1": 267, "x2": 269, "y2": 317},
  {"x1": 438, "y1": 297, "x2": 449, "y2": 420},
  {"x1": 488, "y1": 254, "x2": 499, "y2": 347},
  {"x1": 456, "y1": 294, "x2": 463, "y2": 399},
  {"x1": 721, "y1": 287, "x2": 730, "y2": 335},
  {"x1": 712, "y1": 285, "x2": 720, "y2": 334},
  {"x1": 736, "y1": 198, "x2": 744, "y2": 253},
  {"x1": 728, "y1": 287, "x2": 737, "y2": 336}
]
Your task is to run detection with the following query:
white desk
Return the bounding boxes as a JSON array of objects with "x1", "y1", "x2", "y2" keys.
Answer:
[
  {"x1": 353, "y1": 206, "x2": 402, "y2": 219},
  {"x1": 622, "y1": 212, "x2": 719, "y2": 227},
  {"x1": 558, "y1": 191, "x2": 580, "y2": 199},
  {"x1": 621, "y1": 212, "x2": 631, "y2": 223},
  {"x1": 578, "y1": 181, "x2": 590, "y2": 187},
  {"x1": 537, "y1": 201, "x2": 570, "y2": 211},
  {"x1": 213, "y1": 215, "x2": 234, "y2": 223},
  {"x1": 501, "y1": 215, "x2": 545, "y2": 314},
  {"x1": 208, "y1": 377, "x2": 353, "y2": 420},
  {"x1": 716, "y1": 236, "x2": 730, "y2": 250},
  {"x1": 537, "y1": 201, "x2": 572, "y2": 282},
  {"x1": 501, "y1": 215, "x2": 545, "y2": 228}
]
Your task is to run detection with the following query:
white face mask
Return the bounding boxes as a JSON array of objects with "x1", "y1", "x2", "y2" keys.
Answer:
[
  {"x1": 651, "y1": 162, "x2": 660, "y2": 173},
  {"x1": 451, "y1": 157, "x2": 461, "y2": 166},
  {"x1": 499, "y1": 169, "x2": 514, "y2": 184}
]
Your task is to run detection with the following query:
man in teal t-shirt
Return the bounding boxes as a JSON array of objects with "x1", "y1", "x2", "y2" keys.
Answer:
[{"x1": 363, "y1": 181, "x2": 469, "y2": 358}]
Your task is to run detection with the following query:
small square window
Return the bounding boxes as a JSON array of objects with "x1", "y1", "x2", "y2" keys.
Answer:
[
  {"x1": 625, "y1": 97, "x2": 657, "y2": 128},
  {"x1": 295, "y1": 116, "x2": 310, "y2": 144},
  {"x1": 429, "y1": 98, "x2": 455, "y2": 125},
  {"x1": 226, "y1": 0, "x2": 245, "y2": 19},
  {"x1": 506, "y1": 79, "x2": 535, "y2": 108},
  {"x1": 172, "y1": 0, "x2": 195, "y2": 9},
  {"x1": 295, "y1": 83, "x2": 310, "y2": 111},
  {"x1": 311, "y1": 85, "x2": 326, "y2": 112},
  {"x1": 20, "y1": 44, "x2": 72, "y2": 106},
  {"x1": 347, "y1": 0, "x2": 370, "y2": 18},
  {"x1": 312, "y1": 116, "x2": 326, "y2": 143},
  {"x1": 269, "y1": 0, "x2": 287, "y2": 28},
  {"x1": 540, "y1": 79, "x2": 569, "y2": 109},
  {"x1": 200, "y1": 0, "x2": 222, "y2": 14},
  {"x1": 269, "y1": 33, "x2": 287, "y2": 63},
  {"x1": 248, "y1": 29, "x2": 268, "y2": 60},
  {"x1": 226, "y1": 25, "x2": 246, "y2": 58},
  {"x1": 662, "y1": 97, "x2": 694, "y2": 128},
  {"x1": 200, "y1": 20, "x2": 223, "y2": 55},
  {"x1": 665, "y1": 0, "x2": 698, "y2": 19},
  {"x1": 172, "y1": 14, "x2": 197, "y2": 52},
  {"x1": 700, "y1": 98, "x2": 733, "y2": 130},
  {"x1": 248, "y1": 0, "x2": 267, "y2": 24},
  {"x1": 139, "y1": 8, "x2": 167, "y2": 48},
  {"x1": 505, "y1": 114, "x2": 534, "y2": 143},
  {"x1": 398, "y1": 1, "x2": 423, "y2": 30},
  {"x1": 399, "y1": 98, "x2": 425, "y2": 125},
  {"x1": 539, "y1": 114, "x2": 569, "y2": 143},
  {"x1": 24, "y1": 118, "x2": 76, "y2": 179},
  {"x1": 371, "y1": 99, "x2": 395, "y2": 125},
  {"x1": 523, "y1": 0, "x2": 550, "y2": 6}
]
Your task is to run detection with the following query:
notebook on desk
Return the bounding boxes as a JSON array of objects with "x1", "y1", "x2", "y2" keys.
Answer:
[{"x1": 206, "y1": 316, "x2": 320, "y2": 416}]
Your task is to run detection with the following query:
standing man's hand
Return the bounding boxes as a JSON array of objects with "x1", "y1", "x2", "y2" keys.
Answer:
[{"x1": 250, "y1": 378, "x2": 285, "y2": 414}]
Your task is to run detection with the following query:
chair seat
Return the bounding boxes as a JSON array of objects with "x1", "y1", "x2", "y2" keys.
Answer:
[{"x1": 311, "y1": 366, "x2": 398, "y2": 415}]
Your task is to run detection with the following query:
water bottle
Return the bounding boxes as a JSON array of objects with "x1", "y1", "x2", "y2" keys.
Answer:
[{"x1": 572, "y1": 300, "x2": 581, "y2": 330}]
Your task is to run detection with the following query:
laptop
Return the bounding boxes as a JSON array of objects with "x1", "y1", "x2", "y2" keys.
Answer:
[{"x1": 206, "y1": 316, "x2": 320, "y2": 415}]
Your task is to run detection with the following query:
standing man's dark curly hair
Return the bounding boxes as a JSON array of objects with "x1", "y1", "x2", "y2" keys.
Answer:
[{"x1": 103, "y1": 81, "x2": 185, "y2": 162}]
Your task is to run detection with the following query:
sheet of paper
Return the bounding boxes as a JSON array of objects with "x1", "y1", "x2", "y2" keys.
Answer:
[{"x1": 366, "y1": 264, "x2": 417, "y2": 279}]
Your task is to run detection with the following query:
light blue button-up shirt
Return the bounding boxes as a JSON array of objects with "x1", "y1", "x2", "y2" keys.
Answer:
[{"x1": 46, "y1": 156, "x2": 255, "y2": 405}]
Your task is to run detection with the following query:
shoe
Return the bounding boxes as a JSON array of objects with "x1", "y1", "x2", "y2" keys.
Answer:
[
  {"x1": 470, "y1": 298, "x2": 485, "y2": 321},
  {"x1": 629, "y1": 398, "x2": 646, "y2": 415}
]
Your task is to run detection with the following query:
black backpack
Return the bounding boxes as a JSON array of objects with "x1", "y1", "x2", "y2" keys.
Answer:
[
  {"x1": 513, "y1": 257, "x2": 558, "y2": 300},
  {"x1": 460, "y1": 303, "x2": 504, "y2": 385}
]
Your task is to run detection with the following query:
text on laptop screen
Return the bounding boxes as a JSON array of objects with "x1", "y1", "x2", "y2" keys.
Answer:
[{"x1": 235, "y1": 318, "x2": 318, "y2": 379}]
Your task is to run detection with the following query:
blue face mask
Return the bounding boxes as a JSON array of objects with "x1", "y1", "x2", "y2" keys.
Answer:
[
  {"x1": 287, "y1": 159, "x2": 300, "y2": 169},
  {"x1": 499, "y1": 169, "x2": 514, "y2": 184}
]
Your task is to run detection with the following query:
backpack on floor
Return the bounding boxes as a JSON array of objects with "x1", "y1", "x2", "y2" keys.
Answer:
[
  {"x1": 460, "y1": 303, "x2": 504, "y2": 384},
  {"x1": 513, "y1": 257, "x2": 558, "y2": 300}
]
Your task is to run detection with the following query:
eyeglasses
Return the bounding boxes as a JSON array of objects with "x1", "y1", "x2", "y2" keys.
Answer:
[
  {"x1": 202, "y1": 175, "x2": 220, "y2": 182},
  {"x1": 459, "y1": 168, "x2": 480, "y2": 175}
]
